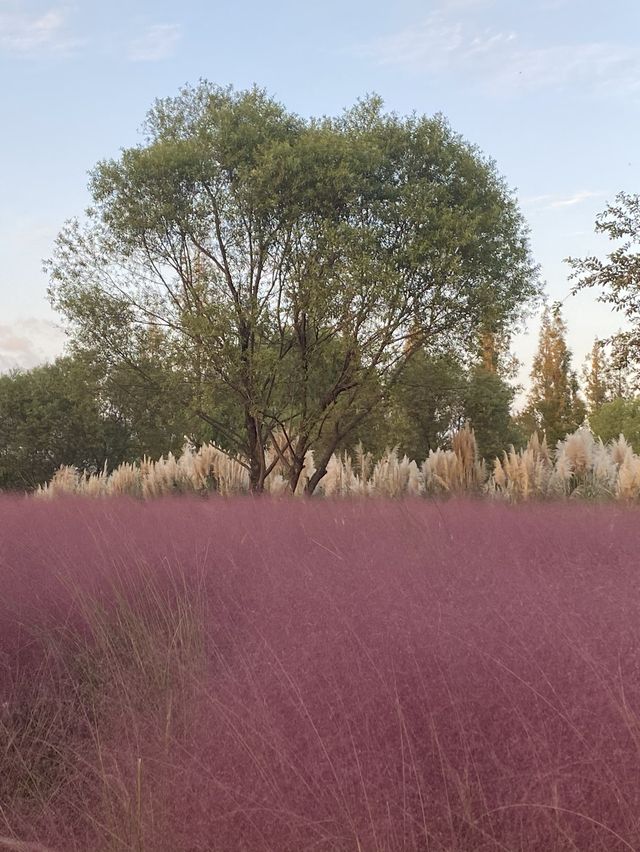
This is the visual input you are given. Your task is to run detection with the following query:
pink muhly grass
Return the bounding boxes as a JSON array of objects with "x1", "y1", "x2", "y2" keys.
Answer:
[{"x1": 1, "y1": 495, "x2": 640, "y2": 849}]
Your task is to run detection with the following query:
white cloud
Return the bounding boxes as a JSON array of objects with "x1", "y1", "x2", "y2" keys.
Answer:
[
  {"x1": 0, "y1": 318, "x2": 66, "y2": 373},
  {"x1": 128, "y1": 23, "x2": 181, "y2": 62},
  {"x1": 0, "y1": 4, "x2": 80, "y2": 56},
  {"x1": 521, "y1": 191, "x2": 605, "y2": 210},
  {"x1": 360, "y1": 8, "x2": 640, "y2": 97},
  {"x1": 549, "y1": 190, "x2": 604, "y2": 208}
]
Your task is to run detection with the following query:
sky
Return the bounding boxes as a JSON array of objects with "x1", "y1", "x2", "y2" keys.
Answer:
[{"x1": 0, "y1": 0, "x2": 638, "y2": 402}]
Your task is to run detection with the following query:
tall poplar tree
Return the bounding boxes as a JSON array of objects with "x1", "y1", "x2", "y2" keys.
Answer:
[
  {"x1": 583, "y1": 339, "x2": 613, "y2": 413},
  {"x1": 583, "y1": 337, "x2": 634, "y2": 415},
  {"x1": 524, "y1": 304, "x2": 586, "y2": 447}
]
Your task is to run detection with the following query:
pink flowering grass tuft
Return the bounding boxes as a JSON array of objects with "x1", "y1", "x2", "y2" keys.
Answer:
[{"x1": 1, "y1": 495, "x2": 640, "y2": 850}]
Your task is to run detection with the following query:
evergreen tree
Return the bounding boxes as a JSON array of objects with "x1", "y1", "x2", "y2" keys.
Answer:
[{"x1": 524, "y1": 304, "x2": 586, "y2": 447}]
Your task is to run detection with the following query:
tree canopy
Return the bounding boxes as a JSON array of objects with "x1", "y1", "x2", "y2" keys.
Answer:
[
  {"x1": 0, "y1": 350, "x2": 211, "y2": 492},
  {"x1": 590, "y1": 397, "x2": 640, "y2": 450},
  {"x1": 0, "y1": 356, "x2": 119, "y2": 491},
  {"x1": 47, "y1": 82, "x2": 540, "y2": 492}
]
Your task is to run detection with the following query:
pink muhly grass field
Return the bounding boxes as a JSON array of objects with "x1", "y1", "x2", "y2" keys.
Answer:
[{"x1": 1, "y1": 495, "x2": 640, "y2": 851}]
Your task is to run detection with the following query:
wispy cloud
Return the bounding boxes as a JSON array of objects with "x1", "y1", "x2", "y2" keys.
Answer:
[
  {"x1": 128, "y1": 23, "x2": 181, "y2": 62},
  {"x1": 360, "y1": 6, "x2": 640, "y2": 97},
  {"x1": 0, "y1": 318, "x2": 66, "y2": 373},
  {"x1": 0, "y1": 4, "x2": 80, "y2": 56},
  {"x1": 549, "y1": 190, "x2": 604, "y2": 208},
  {"x1": 521, "y1": 190, "x2": 605, "y2": 210}
]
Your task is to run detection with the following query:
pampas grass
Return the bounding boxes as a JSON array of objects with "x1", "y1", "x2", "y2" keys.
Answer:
[
  {"x1": 422, "y1": 424, "x2": 485, "y2": 494},
  {"x1": 39, "y1": 442, "x2": 250, "y2": 499},
  {"x1": 35, "y1": 425, "x2": 640, "y2": 502}
]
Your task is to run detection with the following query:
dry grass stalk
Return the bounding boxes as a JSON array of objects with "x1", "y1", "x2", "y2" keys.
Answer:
[
  {"x1": 422, "y1": 424, "x2": 484, "y2": 494},
  {"x1": 489, "y1": 434, "x2": 553, "y2": 500},
  {"x1": 317, "y1": 452, "x2": 365, "y2": 497},
  {"x1": 617, "y1": 453, "x2": 640, "y2": 500},
  {"x1": 35, "y1": 424, "x2": 640, "y2": 502},
  {"x1": 368, "y1": 449, "x2": 423, "y2": 498},
  {"x1": 37, "y1": 441, "x2": 250, "y2": 499}
]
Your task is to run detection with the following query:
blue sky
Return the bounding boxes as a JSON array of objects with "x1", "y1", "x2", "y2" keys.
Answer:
[{"x1": 1, "y1": 0, "x2": 638, "y2": 401}]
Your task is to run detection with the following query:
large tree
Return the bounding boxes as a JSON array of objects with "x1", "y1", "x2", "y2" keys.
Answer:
[{"x1": 47, "y1": 82, "x2": 539, "y2": 492}]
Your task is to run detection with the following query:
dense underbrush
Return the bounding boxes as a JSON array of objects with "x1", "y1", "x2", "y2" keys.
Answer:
[{"x1": 1, "y1": 496, "x2": 640, "y2": 850}]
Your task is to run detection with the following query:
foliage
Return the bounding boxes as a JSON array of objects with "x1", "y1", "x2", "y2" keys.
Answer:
[
  {"x1": 0, "y1": 355, "x2": 124, "y2": 490},
  {"x1": 0, "y1": 349, "x2": 211, "y2": 491},
  {"x1": 522, "y1": 303, "x2": 586, "y2": 447},
  {"x1": 590, "y1": 397, "x2": 640, "y2": 449},
  {"x1": 583, "y1": 337, "x2": 633, "y2": 412},
  {"x1": 385, "y1": 351, "x2": 466, "y2": 461},
  {"x1": 583, "y1": 338, "x2": 613, "y2": 412},
  {"x1": 568, "y1": 192, "x2": 640, "y2": 368},
  {"x1": 81, "y1": 331, "x2": 216, "y2": 459},
  {"x1": 386, "y1": 353, "x2": 519, "y2": 463},
  {"x1": 462, "y1": 364, "x2": 519, "y2": 459},
  {"x1": 47, "y1": 81, "x2": 540, "y2": 493}
]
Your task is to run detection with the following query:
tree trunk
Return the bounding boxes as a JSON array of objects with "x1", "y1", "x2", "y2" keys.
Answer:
[
  {"x1": 288, "y1": 457, "x2": 305, "y2": 495},
  {"x1": 287, "y1": 434, "x2": 312, "y2": 495},
  {"x1": 245, "y1": 410, "x2": 266, "y2": 493},
  {"x1": 305, "y1": 447, "x2": 334, "y2": 495}
]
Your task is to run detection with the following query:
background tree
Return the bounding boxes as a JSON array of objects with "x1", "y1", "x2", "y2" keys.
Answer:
[
  {"x1": 583, "y1": 338, "x2": 612, "y2": 413},
  {"x1": 385, "y1": 352, "x2": 466, "y2": 461},
  {"x1": 462, "y1": 327, "x2": 522, "y2": 459},
  {"x1": 590, "y1": 398, "x2": 640, "y2": 449},
  {"x1": 582, "y1": 336, "x2": 633, "y2": 414},
  {"x1": 386, "y1": 342, "x2": 520, "y2": 463},
  {"x1": 0, "y1": 342, "x2": 212, "y2": 491},
  {"x1": 0, "y1": 356, "x2": 124, "y2": 490},
  {"x1": 581, "y1": 335, "x2": 638, "y2": 451},
  {"x1": 568, "y1": 192, "x2": 640, "y2": 370},
  {"x1": 462, "y1": 365, "x2": 519, "y2": 460},
  {"x1": 47, "y1": 82, "x2": 540, "y2": 492},
  {"x1": 521, "y1": 303, "x2": 586, "y2": 447},
  {"x1": 84, "y1": 329, "x2": 216, "y2": 461}
]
